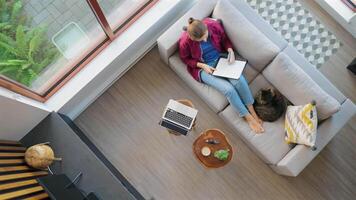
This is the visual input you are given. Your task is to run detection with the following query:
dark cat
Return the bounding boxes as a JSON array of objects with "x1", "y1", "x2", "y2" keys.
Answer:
[{"x1": 253, "y1": 88, "x2": 287, "y2": 122}]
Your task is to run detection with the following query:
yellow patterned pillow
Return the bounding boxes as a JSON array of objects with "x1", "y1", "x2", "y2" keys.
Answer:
[{"x1": 285, "y1": 102, "x2": 318, "y2": 149}]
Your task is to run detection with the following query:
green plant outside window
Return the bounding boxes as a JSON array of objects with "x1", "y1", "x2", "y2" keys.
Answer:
[{"x1": 0, "y1": 0, "x2": 59, "y2": 87}]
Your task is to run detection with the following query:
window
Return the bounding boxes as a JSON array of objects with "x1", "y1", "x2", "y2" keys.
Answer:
[
  {"x1": 98, "y1": 0, "x2": 152, "y2": 33},
  {"x1": 0, "y1": 0, "x2": 158, "y2": 101}
]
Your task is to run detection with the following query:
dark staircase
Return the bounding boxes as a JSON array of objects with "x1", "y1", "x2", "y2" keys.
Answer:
[{"x1": 0, "y1": 140, "x2": 49, "y2": 200}]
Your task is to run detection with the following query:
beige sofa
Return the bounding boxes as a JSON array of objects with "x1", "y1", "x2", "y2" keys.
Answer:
[{"x1": 157, "y1": 0, "x2": 356, "y2": 176}]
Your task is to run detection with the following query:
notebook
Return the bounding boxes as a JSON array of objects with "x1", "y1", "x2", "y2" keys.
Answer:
[{"x1": 213, "y1": 58, "x2": 247, "y2": 80}]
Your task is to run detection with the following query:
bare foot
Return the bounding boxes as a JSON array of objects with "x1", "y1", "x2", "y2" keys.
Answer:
[
  {"x1": 247, "y1": 105, "x2": 263, "y2": 125},
  {"x1": 245, "y1": 114, "x2": 264, "y2": 133},
  {"x1": 254, "y1": 115, "x2": 263, "y2": 125}
]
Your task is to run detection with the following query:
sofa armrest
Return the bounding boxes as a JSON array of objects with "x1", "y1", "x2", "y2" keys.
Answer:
[
  {"x1": 157, "y1": 0, "x2": 218, "y2": 65},
  {"x1": 271, "y1": 99, "x2": 356, "y2": 176}
]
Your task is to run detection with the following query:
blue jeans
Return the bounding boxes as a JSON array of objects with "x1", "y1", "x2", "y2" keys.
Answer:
[{"x1": 201, "y1": 71, "x2": 254, "y2": 117}]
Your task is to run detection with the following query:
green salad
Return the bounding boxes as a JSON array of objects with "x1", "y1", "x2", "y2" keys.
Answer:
[{"x1": 214, "y1": 149, "x2": 230, "y2": 161}]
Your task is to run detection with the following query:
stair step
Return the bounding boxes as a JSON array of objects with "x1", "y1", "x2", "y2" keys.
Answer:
[
  {"x1": 0, "y1": 185, "x2": 44, "y2": 199},
  {"x1": 0, "y1": 171, "x2": 48, "y2": 181},
  {"x1": 0, "y1": 140, "x2": 21, "y2": 146},
  {"x1": 23, "y1": 192, "x2": 49, "y2": 200},
  {"x1": 0, "y1": 152, "x2": 25, "y2": 158},
  {"x1": 0, "y1": 159, "x2": 25, "y2": 165},
  {"x1": 0, "y1": 179, "x2": 37, "y2": 191},
  {"x1": 0, "y1": 146, "x2": 26, "y2": 151},
  {"x1": 0, "y1": 165, "x2": 31, "y2": 173}
]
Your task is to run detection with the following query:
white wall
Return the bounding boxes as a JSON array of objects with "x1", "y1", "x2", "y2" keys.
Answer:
[{"x1": 0, "y1": 94, "x2": 49, "y2": 140}]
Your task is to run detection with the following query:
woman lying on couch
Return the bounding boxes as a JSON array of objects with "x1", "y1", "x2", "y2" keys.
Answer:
[{"x1": 179, "y1": 17, "x2": 264, "y2": 133}]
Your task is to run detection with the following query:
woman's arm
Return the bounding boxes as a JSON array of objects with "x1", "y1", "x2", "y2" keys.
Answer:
[
  {"x1": 179, "y1": 41, "x2": 198, "y2": 68},
  {"x1": 209, "y1": 20, "x2": 235, "y2": 63},
  {"x1": 227, "y1": 47, "x2": 235, "y2": 64},
  {"x1": 197, "y1": 62, "x2": 215, "y2": 74}
]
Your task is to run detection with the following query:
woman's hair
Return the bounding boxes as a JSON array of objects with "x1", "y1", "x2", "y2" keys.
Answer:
[{"x1": 183, "y1": 17, "x2": 207, "y2": 40}]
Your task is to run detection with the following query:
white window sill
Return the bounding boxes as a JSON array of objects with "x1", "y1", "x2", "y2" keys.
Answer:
[{"x1": 1, "y1": 0, "x2": 194, "y2": 118}]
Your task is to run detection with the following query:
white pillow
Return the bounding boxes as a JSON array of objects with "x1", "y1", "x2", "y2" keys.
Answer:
[{"x1": 285, "y1": 103, "x2": 317, "y2": 148}]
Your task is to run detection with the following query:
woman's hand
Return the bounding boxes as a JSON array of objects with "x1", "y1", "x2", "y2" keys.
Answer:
[
  {"x1": 203, "y1": 64, "x2": 216, "y2": 74},
  {"x1": 227, "y1": 48, "x2": 235, "y2": 64},
  {"x1": 197, "y1": 62, "x2": 215, "y2": 74}
]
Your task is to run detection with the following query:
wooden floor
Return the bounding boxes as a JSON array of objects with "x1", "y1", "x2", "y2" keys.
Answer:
[{"x1": 75, "y1": 2, "x2": 356, "y2": 200}]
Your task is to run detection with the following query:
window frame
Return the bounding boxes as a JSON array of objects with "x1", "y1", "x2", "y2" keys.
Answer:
[{"x1": 0, "y1": 0, "x2": 159, "y2": 102}]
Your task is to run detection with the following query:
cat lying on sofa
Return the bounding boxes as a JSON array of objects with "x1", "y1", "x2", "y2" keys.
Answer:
[{"x1": 254, "y1": 88, "x2": 288, "y2": 122}]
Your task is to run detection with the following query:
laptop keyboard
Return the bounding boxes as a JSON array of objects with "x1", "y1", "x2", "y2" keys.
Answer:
[{"x1": 164, "y1": 108, "x2": 193, "y2": 128}]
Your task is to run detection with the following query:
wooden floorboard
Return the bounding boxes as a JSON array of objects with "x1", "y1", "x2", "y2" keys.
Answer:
[
  {"x1": 0, "y1": 146, "x2": 26, "y2": 151},
  {"x1": 0, "y1": 179, "x2": 37, "y2": 191},
  {"x1": 0, "y1": 152, "x2": 25, "y2": 157},
  {"x1": 0, "y1": 171, "x2": 48, "y2": 182},
  {"x1": 75, "y1": 2, "x2": 355, "y2": 200},
  {"x1": 23, "y1": 192, "x2": 49, "y2": 200},
  {"x1": 0, "y1": 186, "x2": 44, "y2": 200},
  {"x1": 0, "y1": 165, "x2": 31, "y2": 173},
  {"x1": 0, "y1": 159, "x2": 25, "y2": 165},
  {"x1": 0, "y1": 140, "x2": 21, "y2": 146}
]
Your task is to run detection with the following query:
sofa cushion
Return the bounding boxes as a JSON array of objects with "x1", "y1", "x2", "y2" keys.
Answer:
[
  {"x1": 212, "y1": 0, "x2": 280, "y2": 72},
  {"x1": 219, "y1": 75, "x2": 292, "y2": 164},
  {"x1": 242, "y1": 63, "x2": 259, "y2": 84},
  {"x1": 249, "y1": 74, "x2": 274, "y2": 96},
  {"x1": 263, "y1": 53, "x2": 341, "y2": 120},
  {"x1": 226, "y1": 0, "x2": 288, "y2": 50},
  {"x1": 282, "y1": 45, "x2": 346, "y2": 103}
]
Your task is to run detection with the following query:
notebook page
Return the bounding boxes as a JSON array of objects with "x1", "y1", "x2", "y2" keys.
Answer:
[{"x1": 213, "y1": 58, "x2": 246, "y2": 79}]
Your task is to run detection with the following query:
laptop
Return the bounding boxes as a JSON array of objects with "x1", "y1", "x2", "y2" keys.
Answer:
[
  {"x1": 159, "y1": 99, "x2": 198, "y2": 135},
  {"x1": 213, "y1": 57, "x2": 247, "y2": 80}
]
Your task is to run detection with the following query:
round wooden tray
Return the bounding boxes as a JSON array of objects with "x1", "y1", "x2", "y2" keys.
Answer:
[{"x1": 193, "y1": 129, "x2": 233, "y2": 168}]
